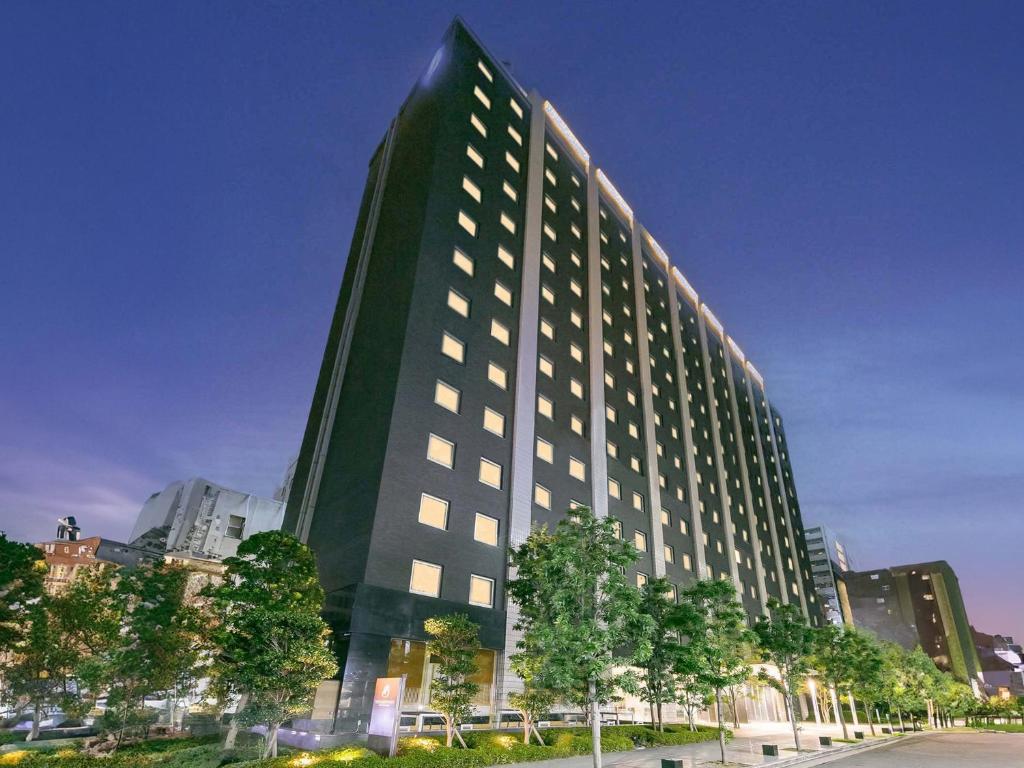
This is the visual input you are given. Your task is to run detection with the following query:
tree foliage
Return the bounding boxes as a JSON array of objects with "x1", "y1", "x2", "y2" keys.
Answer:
[
  {"x1": 424, "y1": 614, "x2": 480, "y2": 748},
  {"x1": 0, "y1": 533, "x2": 46, "y2": 651},
  {"x1": 635, "y1": 578, "x2": 680, "y2": 732},
  {"x1": 753, "y1": 599, "x2": 815, "y2": 752}
]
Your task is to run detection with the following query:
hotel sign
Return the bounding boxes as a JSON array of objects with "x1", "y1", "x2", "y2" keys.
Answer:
[{"x1": 367, "y1": 675, "x2": 406, "y2": 756}]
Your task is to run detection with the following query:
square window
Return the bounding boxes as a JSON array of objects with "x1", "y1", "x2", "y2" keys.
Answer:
[
  {"x1": 477, "y1": 60, "x2": 493, "y2": 81},
  {"x1": 630, "y1": 456, "x2": 642, "y2": 473},
  {"x1": 494, "y1": 281, "x2": 513, "y2": 306},
  {"x1": 682, "y1": 553, "x2": 693, "y2": 570},
  {"x1": 569, "y1": 456, "x2": 586, "y2": 481},
  {"x1": 410, "y1": 560, "x2": 442, "y2": 597},
  {"x1": 546, "y1": 142, "x2": 558, "y2": 161},
  {"x1": 441, "y1": 332, "x2": 465, "y2": 363},
  {"x1": 491, "y1": 319, "x2": 510, "y2": 346},
  {"x1": 470, "y1": 113, "x2": 487, "y2": 138},
  {"x1": 570, "y1": 343, "x2": 583, "y2": 363},
  {"x1": 571, "y1": 310, "x2": 583, "y2": 329},
  {"x1": 426, "y1": 433, "x2": 455, "y2": 468},
  {"x1": 466, "y1": 144, "x2": 484, "y2": 168},
  {"x1": 664, "y1": 544, "x2": 674, "y2": 563},
  {"x1": 474, "y1": 513, "x2": 499, "y2": 546},
  {"x1": 462, "y1": 176, "x2": 481, "y2": 202},
  {"x1": 605, "y1": 371, "x2": 615, "y2": 389},
  {"x1": 469, "y1": 574, "x2": 495, "y2": 607},
  {"x1": 506, "y1": 151, "x2": 521, "y2": 173},
  {"x1": 503, "y1": 181, "x2": 518, "y2": 202},
  {"x1": 570, "y1": 415, "x2": 585, "y2": 436},
  {"x1": 628, "y1": 422, "x2": 640, "y2": 439},
  {"x1": 607, "y1": 440, "x2": 618, "y2": 458},
  {"x1": 634, "y1": 530, "x2": 648, "y2": 551},
  {"x1": 543, "y1": 222, "x2": 557, "y2": 241},
  {"x1": 508, "y1": 124, "x2": 523, "y2": 146},
  {"x1": 509, "y1": 98, "x2": 523, "y2": 119},
  {"x1": 447, "y1": 288, "x2": 470, "y2": 317},
  {"x1": 679, "y1": 518, "x2": 688, "y2": 535},
  {"x1": 611, "y1": 519, "x2": 623, "y2": 538},
  {"x1": 545, "y1": 168, "x2": 557, "y2": 186},
  {"x1": 543, "y1": 253, "x2": 556, "y2": 272},
  {"x1": 538, "y1": 394, "x2": 554, "y2": 419},
  {"x1": 608, "y1": 478, "x2": 621, "y2": 499},
  {"x1": 570, "y1": 279, "x2": 582, "y2": 297},
  {"x1": 453, "y1": 248, "x2": 474, "y2": 276},
  {"x1": 539, "y1": 355, "x2": 554, "y2": 378},
  {"x1": 225, "y1": 514, "x2": 245, "y2": 539},
  {"x1": 473, "y1": 85, "x2": 491, "y2": 109},
  {"x1": 632, "y1": 491, "x2": 645, "y2": 512},
  {"x1": 478, "y1": 458, "x2": 503, "y2": 489},
  {"x1": 661, "y1": 509, "x2": 671, "y2": 526},
  {"x1": 497, "y1": 245, "x2": 515, "y2": 269},
  {"x1": 483, "y1": 407, "x2": 505, "y2": 437},
  {"x1": 536, "y1": 437, "x2": 554, "y2": 463},
  {"x1": 542, "y1": 284, "x2": 555, "y2": 304},
  {"x1": 458, "y1": 210, "x2": 477, "y2": 237},
  {"x1": 570, "y1": 379, "x2": 584, "y2": 399},
  {"x1": 488, "y1": 362, "x2": 508, "y2": 389},
  {"x1": 540, "y1": 319, "x2": 555, "y2": 340},
  {"x1": 636, "y1": 572, "x2": 648, "y2": 588},
  {"x1": 500, "y1": 212, "x2": 516, "y2": 234},
  {"x1": 418, "y1": 494, "x2": 449, "y2": 530},
  {"x1": 434, "y1": 380, "x2": 460, "y2": 413},
  {"x1": 544, "y1": 194, "x2": 557, "y2": 213},
  {"x1": 534, "y1": 483, "x2": 551, "y2": 509},
  {"x1": 606, "y1": 404, "x2": 617, "y2": 423}
]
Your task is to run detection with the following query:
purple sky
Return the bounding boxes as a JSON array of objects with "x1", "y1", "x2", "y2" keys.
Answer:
[{"x1": 2, "y1": 2, "x2": 1021, "y2": 639}]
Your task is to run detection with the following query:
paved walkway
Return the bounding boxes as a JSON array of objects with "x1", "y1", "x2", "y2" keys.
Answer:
[
  {"x1": 800, "y1": 731, "x2": 1024, "y2": 767},
  {"x1": 494, "y1": 722, "x2": 906, "y2": 768}
]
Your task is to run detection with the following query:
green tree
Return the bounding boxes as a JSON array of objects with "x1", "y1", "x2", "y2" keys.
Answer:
[
  {"x1": 207, "y1": 531, "x2": 337, "y2": 758},
  {"x1": 670, "y1": 579, "x2": 751, "y2": 763},
  {"x1": 0, "y1": 533, "x2": 46, "y2": 651},
  {"x1": 101, "y1": 562, "x2": 207, "y2": 747},
  {"x1": 508, "y1": 652, "x2": 557, "y2": 745},
  {"x1": 810, "y1": 625, "x2": 857, "y2": 739},
  {"x1": 753, "y1": 599, "x2": 815, "y2": 753},
  {"x1": 4, "y1": 600, "x2": 63, "y2": 740},
  {"x1": 844, "y1": 629, "x2": 885, "y2": 735},
  {"x1": 424, "y1": 614, "x2": 480, "y2": 748},
  {"x1": 636, "y1": 577, "x2": 680, "y2": 731},
  {"x1": 507, "y1": 507, "x2": 652, "y2": 768}
]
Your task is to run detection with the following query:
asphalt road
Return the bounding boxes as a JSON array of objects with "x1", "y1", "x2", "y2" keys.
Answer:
[{"x1": 822, "y1": 732, "x2": 1024, "y2": 767}]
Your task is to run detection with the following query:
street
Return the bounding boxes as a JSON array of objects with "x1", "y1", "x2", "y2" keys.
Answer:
[{"x1": 818, "y1": 732, "x2": 1024, "y2": 767}]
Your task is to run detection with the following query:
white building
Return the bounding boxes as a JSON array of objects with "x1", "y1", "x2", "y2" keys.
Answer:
[{"x1": 129, "y1": 477, "x2": 284, "y2": 562}]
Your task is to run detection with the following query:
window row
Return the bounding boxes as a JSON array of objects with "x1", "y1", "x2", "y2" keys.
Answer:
[{"x1": 410, "y1": 559, "x2": 495, "y2": 607}]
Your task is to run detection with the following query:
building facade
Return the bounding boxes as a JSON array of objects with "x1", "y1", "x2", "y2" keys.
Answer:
[
  {"x1": 284, "y1": 18, "x2": 822, "y2": 733},
  {"x1": 841, "y1": 560, "x2": 983, "y2": 688},
  {"x1": 804, "y1": 525, "x2": 851, "y2": 627},
  {"x1": 129, "y1": 477, "x2": 285, "y2": 562}
]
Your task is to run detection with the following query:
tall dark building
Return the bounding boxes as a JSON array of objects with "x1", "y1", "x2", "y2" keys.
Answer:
[
  {"x1": 842, "y1": 561, "x2": 983, "y2": 689},
  {"x1": 285, "y1": 18, "x2": 822, "y2": 733}
]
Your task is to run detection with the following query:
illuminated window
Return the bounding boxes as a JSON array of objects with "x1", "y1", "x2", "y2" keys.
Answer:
[
  {"x1": 470, "y1": 113, "x2": 487, "y2": 138},
  {"x1": 536, "y1": 437, "x2": 554, "y2": 464},
  {"x1": 570, "y1": 279, "x2": 582, "y2": 297},
  {"x1": 545, "y1": 194, "x2": 557, "y2": 213},
  {"x1": 570, "y1": 343, "x2": 583, "y2": 363},
  {"x1": 606, "y1": 404, "x2": 617, "y2": 423},
  {"x1": 607, "y1": 440, "x2": 618, "y2": 458},
  {"x1": 545, "y1": 168, "x2": 557, "y2": 186},
  {"x1": 571, "y1": 310, "x2": 583, "y2": 329},
  {"x1": 507, "y1": 125, "x2": 523, "y2": 146},
  {"x1": 570, "y1": 379, "x2": 584, "y2": 399},
  {"x1": 458, "y1": 210, "x2": 477, "y2": 237},
  {"x1": 570, "y1": 251, "x2": 582, "y2": 267},
  {"x1": 636, "y1": 572, "x2": 648, "y2": 588},
  {"x1": 426, "y1": 434, "x2": 455, "y2": 468},
  {"x1": 534, "y1": 483, "x2": 551, "y2": 509},
  {"x1": 497, "y1": 245, "x2": 515, "y2": 269},
  {"x1": 604, "y1": 340, "x2": 614, "y2": 356},
  {"x1": 477, "y1": 60, "x2": 493, "y2": 82},
  {"x1": 627, "y1": 390, "x2": 637, "y2": 406},
  {"x1": 503, "y1": 181, "x2": 518, "y2": 202},
  {"x1": 544, "y1": 223, "x2": 557, "y2": 241},
  {"x1": 570, "y1": 415, "x2": 585, "y2": 436},
  {"x1": 491, "y1": 319, "x2": 510, "y2": 346},
  {"x1": 434, "y1": 380, "x2": 460, "y2": 413},
  {"x1": 541, "y1": 284, "x2": 555, "y2": 304},
  {"x1": 634, "y1": 530, "x2": 648, "y2": 551},
  {"x1": 466, "y1": 144, "x2": 484, "y2": 168},
  {"x1": 501, "y1": 212, "x2": 516, "y2": 234},
  {"x1": 469, "y1": 574, "x2": 495, "y2": 607},
  {"x1": 452, "y1": 248, "x2": 474, "y2": 276},
  {"x1": 494, "y1": 281, "x2": 513, "y2": 306},
  {"x1": 473, "y1": 85, "x2": 491, "y2": 110},
  {"x1": 478, "y1": 458, "x2": 503, "y2": 489},
  {"x1": 632, "y1": 492, "x2": 644, "y2": 512},
  {"x1": 661, "y1": 509, "x2": 671, "y2": 526},
  {"x1": 462, "y1": 176, "x2": 481, "y2": 202},
  {"x1": 608, "y1": 478, "x2": 621, "y2": 499},
  {"x1": 410, "y1": 560, "x2": 442, "y2": 597},
  {"x1": 441, "y1": 332, "x2": 464, "y2": 363},
  {"x1": 488, "y1": 362, "x2": 507, "y2": 389},
  {"x1": 611, "y1": 519, "x2": 623, "y2": 538},
  {"x1": 539, "y1": 355, "x2": 555, "y2": 378},
  {"x1": 664, "y1": 544, "x2": 674, "y2": 563},
  {"x1": 417, "y1": 494, "x2": 448, "y2": 530},
  {"x1": 628, "y1": 422, "x2": 640, "y2": 439},
  {"x1": 509, "y1": 98, "x2": 523, "y2": 119},
  {"x1": 546, "y1": 142, "x2": 558, "y2": 161},
  {"x1": 605, "y1": 371, "x2": 615, "y2": 389},
  {"x1": 537, "y1": 394, "x2": 554, "y2": 420},
  {"x1": 474, "y1": 513, "x2": 499, "y2": 546},
  {"x1": 679, "y1": 518, "x2": 688, "y2": 536},
  {"x1": 506, "y1": 151, "x2": 520, "y2": 173},
  {"x1": 483, "y1": 407, "x2": 505, "y2": 437},
  {"x1": 682, "y1": 553, "x2": 692, "y2": 570},
  {"x1": 569, "y1": 456, "x2": 586, "y2": 482},
  {"x1": 540, "y1": 319, "x2": 555, "y2": 340},
  {"x1": 571, "y1": 223, "x2": 582, "y2": 239},
  {"x1": 447, "y1": 289, "x2": 470, "y2": 317}
]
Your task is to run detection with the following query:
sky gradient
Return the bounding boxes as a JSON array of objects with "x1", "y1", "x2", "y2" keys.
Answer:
[{"x1": 2, "y1": 2, "x2": 1022, "y2": 638}]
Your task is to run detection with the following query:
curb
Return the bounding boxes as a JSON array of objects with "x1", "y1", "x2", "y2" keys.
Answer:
[{"x1": 754, "y1": 730, "x2": 931, "y2": 767}]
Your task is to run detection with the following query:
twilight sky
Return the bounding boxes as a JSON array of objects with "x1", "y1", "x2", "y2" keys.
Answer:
[{"x1": 1, "y1": 1, "x2": 1022, "y2": 638}]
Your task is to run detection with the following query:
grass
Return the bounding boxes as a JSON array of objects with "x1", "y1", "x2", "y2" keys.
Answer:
[
  {"x1": 0, "y1": 725, "x2": 722, "y2": 768},
  {"x1": 974, "y1": 723, "x2": 1024, "y2": 733}
]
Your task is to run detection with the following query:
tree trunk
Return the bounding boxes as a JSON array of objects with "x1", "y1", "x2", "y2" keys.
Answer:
[
  {"x1": 224, "y1": 692, "x2": 248, "y2": 749},
  {"x1": 657, "y1": 700, "x2": 663, "y2": 732},
  {"x1": 865, "y1": 703, "x2": 875, "y2": 735},
  {"x1": 788, "y1": 689, "x2": 801, "y2": 753},
  {"x1": 833, "y1": 687, "x2": 848, "y2": 740},
  {"x1": 715, "y1": 688, "x2": 727, "y2": 764},
  {"x1": 686, "y1": 704, "x2": 695, "y2": 732},
  {"x1": 27, "y1": 704, "x2": 40, "y2": 742},
  {"x1": 446, "y1": 716, "x2": 454, "y2": 748},
  {"x1": 263, "y1": 723, "x2": 279, "y2": 759},
  {"x1": 589, "y1": 679, "x2": 602, "y2": 768},
  {"x1": 522, "y1": 713, "x2": 531, "y2": 745},
  {"x1": 897, "y1": 709, "x2": 904, "y2": 731}
]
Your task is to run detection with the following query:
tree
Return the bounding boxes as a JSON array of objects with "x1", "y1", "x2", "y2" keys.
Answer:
[
  {"x1": 507, "y1": 507, "x2": 652, "y2": 768},
  {"x1": 670, "y1": 579, "x2": 751, "y2": 764},
  {"x1": 4, "y1": 600, "x2": 63, "y2": 740},
  {"x1": 636, "y1": 577, "x2": 680, "y2": 731},
  {"x1": 424, "y1": 614, "x2": 480, "y2": 748},
  {"x1": 207, "y1": 531, "x2": 337, "y2": 758},
  {"x1": 101, "y1": 562, "x2": 207, "y2": 747},
  {"x1": 0, "y1": 533, "x2": 46, "y2": 652},
  {"x1": 810, "y1": 625, "x2": 856, "y2": 739},
  {"x1": 752, "y1": 599, "x2": 815, "y2": 753},
  {"x1": 844, "y1": 629, "x2": 885, "y2": 735},
  {"x1": 508, "y1": 652, "x2": 556, "y2": 745}
]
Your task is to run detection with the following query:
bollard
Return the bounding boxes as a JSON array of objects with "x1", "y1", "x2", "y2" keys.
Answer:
[
  {"x1": 762, "y1": 744, "x2": 779, "y2": 757},
  {"x1": 818, "y1": 736, "x2": 833, "y2": 746},
  {"x1": 854, "y1": 731, "x2": 864, "y2": 740},
  {"x1": 881, "y1": 727, "x2": 891, "y2": 734},
  {"x1": 661, "y1": 760, "x2": 685, "y2": 768}
]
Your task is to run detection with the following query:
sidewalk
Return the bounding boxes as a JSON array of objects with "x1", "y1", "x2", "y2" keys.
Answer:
[{"x1": 491, "y1": 722, "x2": 916, "y2": 768}]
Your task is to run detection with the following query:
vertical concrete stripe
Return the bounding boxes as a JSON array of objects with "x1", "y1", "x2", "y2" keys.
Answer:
[
  {"x1": 765, "y1": 400, "x2": 809, "y2": 617},
  {"x1": 585, "y1": 164, "x2": 609, "y2": 519}
]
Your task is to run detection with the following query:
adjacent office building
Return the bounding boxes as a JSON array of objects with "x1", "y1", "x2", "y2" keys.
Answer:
[
  {"x1": 804, "y1": 524, "x2": 851, "y2": 627},
  {"x1": 973, "y1": 628, "x2": 1024, "y2": 698},
  {"x1": 842, "y1": 561, "x2": 983, "y2": 689},
  {"x1": 284, "y1": 18, "x2": 822, "y2": 733}
]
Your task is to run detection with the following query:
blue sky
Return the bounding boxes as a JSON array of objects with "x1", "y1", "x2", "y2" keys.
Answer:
[{"x1": 1, "y1": 1, "x2": 1021, "y2": 637}]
